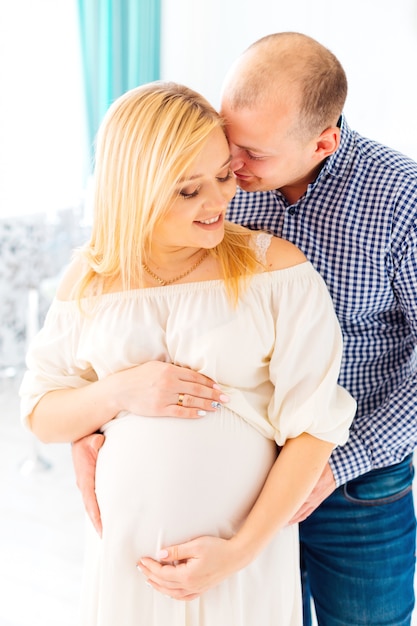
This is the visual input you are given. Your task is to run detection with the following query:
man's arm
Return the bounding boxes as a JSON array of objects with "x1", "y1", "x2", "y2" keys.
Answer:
[
  {"x1": 332, "y1": 208, "x2": 417, "y2": 486},
  {"x1": 289, "y1": 462, "x2": 336, "y2": 523},
  {"x1": 72, "y1": 433, "x2": 105, "y2": 536}
]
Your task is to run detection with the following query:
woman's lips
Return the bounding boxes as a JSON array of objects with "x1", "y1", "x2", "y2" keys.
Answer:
[{"x1": 194, "y1": 213, "x2": 223, "y2": 229}]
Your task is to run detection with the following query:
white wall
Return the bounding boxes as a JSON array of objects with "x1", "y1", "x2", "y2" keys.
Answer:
[
  {"x1": 0, "y1": 0, "x2": 87, "y2": 218},
  {"x1": 161, "y1": 0, "x2": 417, "y2": 160}
]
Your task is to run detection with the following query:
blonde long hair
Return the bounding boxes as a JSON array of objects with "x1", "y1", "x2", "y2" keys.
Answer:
[{"x1": 75, "y1": 81, "x2": 261, "y2": 303}]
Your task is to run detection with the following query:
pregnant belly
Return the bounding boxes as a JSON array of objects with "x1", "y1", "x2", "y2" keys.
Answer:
[{"x1": 95, "y1": 410, "x2": 277, "y2": 561}]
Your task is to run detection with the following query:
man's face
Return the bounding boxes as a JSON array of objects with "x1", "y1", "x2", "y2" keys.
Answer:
[{"x1": 221, "y1": 98, "x2": 322, "y2": 202}]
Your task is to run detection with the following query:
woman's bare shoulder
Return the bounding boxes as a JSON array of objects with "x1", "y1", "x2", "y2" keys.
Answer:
[{"x1": 265, "y1": 236, "x2": 307, "y2": 271}]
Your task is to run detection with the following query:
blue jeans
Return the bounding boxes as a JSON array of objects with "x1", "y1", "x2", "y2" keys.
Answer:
[{"x1": 300, "y1": 455, "x2": 416, "y2": 626}]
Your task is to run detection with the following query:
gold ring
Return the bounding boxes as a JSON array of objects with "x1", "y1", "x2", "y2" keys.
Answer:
[{"x1": 177, "y1": 393, "x2": 185, "y2": 406}]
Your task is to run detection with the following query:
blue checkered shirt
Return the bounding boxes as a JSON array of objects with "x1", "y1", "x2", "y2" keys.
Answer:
[{"x1": 226, "y1": 116, "x2": 417, "y2": 486}]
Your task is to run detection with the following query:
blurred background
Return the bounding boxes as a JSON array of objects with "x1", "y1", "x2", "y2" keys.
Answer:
[{"x1": 0, "y1": 1, "x2": 416, "y2": 624}]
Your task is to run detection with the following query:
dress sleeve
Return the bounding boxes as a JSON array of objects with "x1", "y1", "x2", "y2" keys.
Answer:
[
  {"x1": 268, "y1": 266, "x2": 356, "y2": 446},
  {"x1": 19, "y1": 299, "x2": 97, "y2": 428}
]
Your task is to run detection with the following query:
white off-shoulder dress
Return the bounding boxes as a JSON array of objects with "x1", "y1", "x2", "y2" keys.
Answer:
[{"x1": 20, "y1": 235, "x2": 355, "y2": 626}]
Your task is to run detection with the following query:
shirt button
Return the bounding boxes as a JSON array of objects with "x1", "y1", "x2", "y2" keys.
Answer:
[{"x1": 288, "y1": 207, "x2": 296, "y2": 215}]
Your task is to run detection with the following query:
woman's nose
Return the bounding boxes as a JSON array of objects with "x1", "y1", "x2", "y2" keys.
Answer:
[
  {"x1": 205, "y1": 181, "x2": 235, "y2": 210},
  {"x1": 206, "y1": 190, "x2": 228, "y2": 210}
]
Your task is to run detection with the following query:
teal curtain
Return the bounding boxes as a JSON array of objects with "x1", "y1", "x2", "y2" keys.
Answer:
[{"x1": 77, "y1": 0, "x2": 161, "y2": 168}]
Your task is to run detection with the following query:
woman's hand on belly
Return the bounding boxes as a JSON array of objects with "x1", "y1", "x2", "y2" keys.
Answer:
[
  {"x1": 108, "y1": 361, "x2": 229, "y2": 419},
  {"x1": 137, "y1": 535, "x2": 248, "y2": 600}
]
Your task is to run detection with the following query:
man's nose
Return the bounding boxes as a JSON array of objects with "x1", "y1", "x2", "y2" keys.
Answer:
[{"x1": 230, "y1": 148, "x2": 245, "y2": 171}]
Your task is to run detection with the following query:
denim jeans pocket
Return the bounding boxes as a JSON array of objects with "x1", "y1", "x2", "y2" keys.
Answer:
[{"x1": 343, "y1": 453, "x2": 414, "y2": 505}]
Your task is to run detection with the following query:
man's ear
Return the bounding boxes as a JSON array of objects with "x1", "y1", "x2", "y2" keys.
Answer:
[{"x1": 314, "y1": 127, "x2": 340, "y2": 160}]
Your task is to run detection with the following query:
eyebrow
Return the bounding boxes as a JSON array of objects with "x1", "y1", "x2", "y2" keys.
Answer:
[{"x1": 178, "y1": 155, "x2": 232, "y2": 183}]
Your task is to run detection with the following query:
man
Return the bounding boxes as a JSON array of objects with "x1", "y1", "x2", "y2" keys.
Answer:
[{"x1": 73, "y1": 33, "x2": 417, "y2": 625}]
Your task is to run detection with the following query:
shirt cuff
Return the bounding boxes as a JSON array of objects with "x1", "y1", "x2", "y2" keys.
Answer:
[{"x1": 328, "y1": 430, "x2": 373, "y2": 486}]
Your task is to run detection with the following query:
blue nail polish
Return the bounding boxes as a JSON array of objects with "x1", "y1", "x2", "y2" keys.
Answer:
[{"x1": 211, "y1": 401, "x2": 221, "y2": 409}]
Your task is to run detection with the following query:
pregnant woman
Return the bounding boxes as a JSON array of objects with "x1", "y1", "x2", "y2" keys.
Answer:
[{"x1": 20, "y1": 82, "x2": 355, "y2": 626}]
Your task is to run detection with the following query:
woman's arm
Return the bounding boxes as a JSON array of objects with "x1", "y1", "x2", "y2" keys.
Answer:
[
  {"x1": 28, "y1": 374, "x2": 118, "y2": 443},
  {"x1": 137, "y1": 432, "x2": 334, "y2": 599}
]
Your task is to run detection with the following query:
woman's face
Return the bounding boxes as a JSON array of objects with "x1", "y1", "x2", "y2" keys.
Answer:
[{"x1": 152, "y1": 127, "x2": 237, "y2": 252}]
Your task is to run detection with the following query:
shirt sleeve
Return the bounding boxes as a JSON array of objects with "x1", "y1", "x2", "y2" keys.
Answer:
[
  {"x1": 19, "y1": 299, "x2": 97, "y2": 428},
  {"x1": 267, "y1": 267, "x2": 356, "y2": 447},
  {"x1": 330, "y1": 196, "x2": 417, "y2": 485}
]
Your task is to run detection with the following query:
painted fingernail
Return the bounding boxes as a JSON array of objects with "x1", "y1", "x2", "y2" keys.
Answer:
[
  {"x1": 157, "y1": 549, "x2": 169, "y2": 559},
  {"x1": 211, "y1": 401, "x2": 221, "y2": 409},
  {"x1": 219, "y1": 394, "x2": 230, "y2": 402},
  {"x1": 213, "y1": 384, "x2": 221, "y2": 390},
  {"x1": 197, "y1": 410, "x2": 207, "y2": 416}
]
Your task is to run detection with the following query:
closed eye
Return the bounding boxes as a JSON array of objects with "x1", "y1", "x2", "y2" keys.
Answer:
[
  {"x1": 180, "y1": 186, "x2": 200, "y2": 199},
  {"x1": 247, "y1": 152, "x2": 265, "y2": 161},
  {"x1": 217, "y1": 170, "x2": 233, "y2": 183}
]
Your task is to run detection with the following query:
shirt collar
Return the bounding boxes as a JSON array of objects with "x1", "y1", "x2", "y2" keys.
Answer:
[{"x1": 320, "y1": 114, "x2": 356, "y2": 181}]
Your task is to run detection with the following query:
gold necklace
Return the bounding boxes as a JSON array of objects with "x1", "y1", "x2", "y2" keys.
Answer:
[{"x1": 142, "y1": 249, "x2": 210, "y2": 286}]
